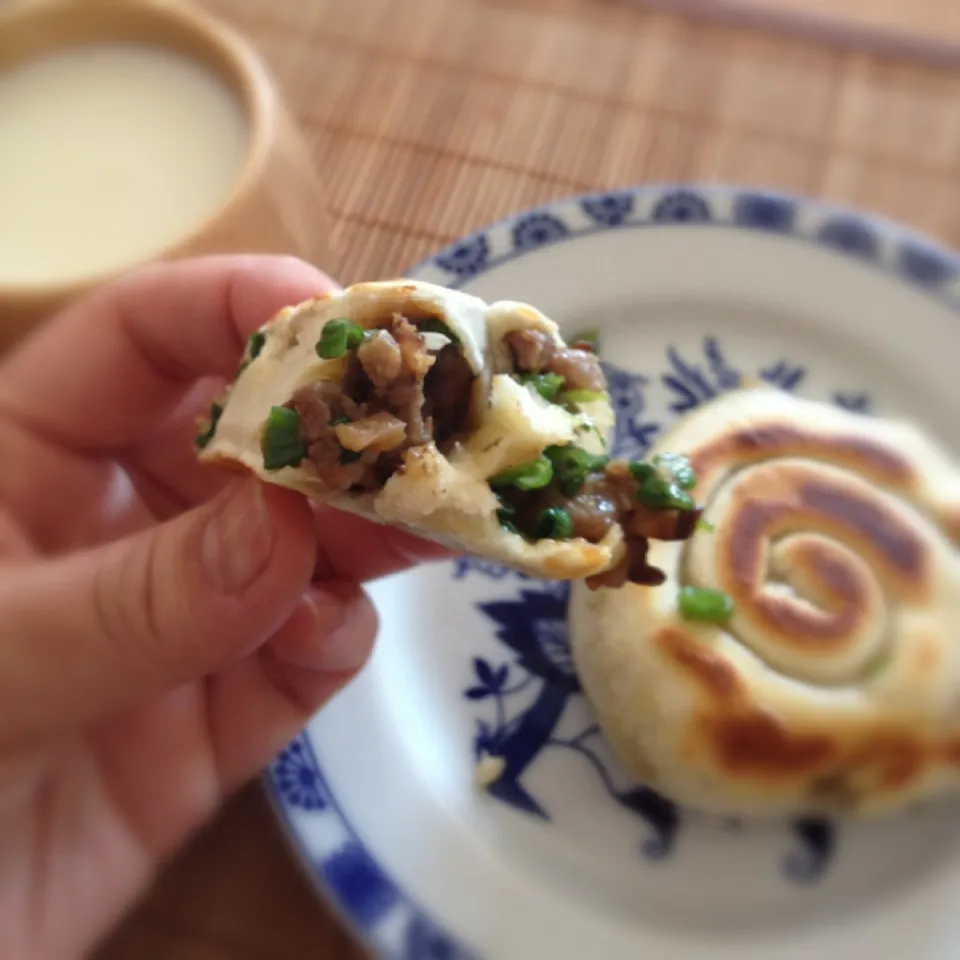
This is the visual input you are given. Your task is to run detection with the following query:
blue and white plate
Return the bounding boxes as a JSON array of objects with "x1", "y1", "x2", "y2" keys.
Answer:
[{"x1": 266, "y1": 185, "x2": 960, "y2": 959}]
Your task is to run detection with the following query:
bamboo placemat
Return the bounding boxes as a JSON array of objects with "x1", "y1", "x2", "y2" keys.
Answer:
[
  {"x1": 99, "y1": 1, "x2": 960, "y2": 958},
  {"x1": 201, "y1": 0, "x2": 960, "y2": 287}
]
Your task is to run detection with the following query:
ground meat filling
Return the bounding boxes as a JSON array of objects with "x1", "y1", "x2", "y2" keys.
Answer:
[
  {"x1": 287, "y1": 313, "x2": 477, "y2": 493},
  {"x1": 493, "y1": 451, "x2": 702, "y2": 589},
  {"x1": 504, "y1": 328, "x2": 606, "y2": 393}
]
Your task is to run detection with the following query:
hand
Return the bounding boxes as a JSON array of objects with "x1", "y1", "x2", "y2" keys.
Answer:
[{"x1": 0, "y1": 255, "x2": 449, "y2": 960}]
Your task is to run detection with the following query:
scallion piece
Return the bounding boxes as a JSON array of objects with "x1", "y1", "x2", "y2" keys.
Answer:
[
  {"x1": 316, "y1": 319, "x2": 366, "y2": 359},
  {"x1": 261, "y1": 406, "x2": 307, "y2": 470},
  {"x1": 489, "y1": 456, "x2": 553, "y2": 491},
  {"x1": 637, "y1": 474, "x2": 696, "y2": 512},
  {"x1": 518, "y1": 372, "x2": 565, "y2": 401},
  {"x1": 329, "y1": 414, "x2": 351, "y2": 427},
  {"x1": 678, "y1": 586, "x2": 734, "y2": 625},
  {"x1": 561, "y1": 388, "x2": 605, "y2": 405},
  {"x1": 544, "y1": 445, "x2": 608, "y2": 496},
  {"x1": 653, "y1": 452, "x2": 697, "y2": 491},
  {"x1": 248, "y1": 330, "x2": 266, "y2": 360},
  {"x1": 195, "y1": 402, "x2": 223, "y2": 449},
  {"x1": 697, "y1": 517, "x2": 716, "y2": 534},
  {"x1": 535, "y1": 506, "x2": 574, "y2": 540}
]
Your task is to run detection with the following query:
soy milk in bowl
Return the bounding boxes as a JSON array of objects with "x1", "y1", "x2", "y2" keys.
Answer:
[
  {"x1": 0, "y1": 43, "x2": 248, "y2": 286},
  {"x1": 0, "y1": 0, "x2": 330, "y2": 353}
]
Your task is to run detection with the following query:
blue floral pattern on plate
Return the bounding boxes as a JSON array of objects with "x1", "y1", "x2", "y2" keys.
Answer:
[
  {"x1": 265, "y1": 184, "x2": 960, "y2": 960},
  {"x1": 581, "y1": 191, "x2": 635, "y2": 226},
  {"x1": 511, "y1": 212, "x2": 569, "y2": 251},
  {"x1": 651, "y1": 189, "x2": 713, "y2": 223}
]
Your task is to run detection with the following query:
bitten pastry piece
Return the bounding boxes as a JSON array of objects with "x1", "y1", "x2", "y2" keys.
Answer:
[
  {"x1": 570, "y1": 386, "x2": 960, "y2": 818},
  {"x1": 197, "y1": 279, "x2": 701, "y2": 583}
]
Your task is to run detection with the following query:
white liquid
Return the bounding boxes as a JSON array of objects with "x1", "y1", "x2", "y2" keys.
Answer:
[{"x1": 0, "y1": 43, "x2": 248, "y2": 285}]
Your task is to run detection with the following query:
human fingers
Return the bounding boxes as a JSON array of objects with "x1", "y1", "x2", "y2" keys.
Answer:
[
  {"x1": 0, "y1": 479, "x2": 317, "y2": 744},
  {"x1": 0, "y1": 255, "x2": 337, "y2": 454}
]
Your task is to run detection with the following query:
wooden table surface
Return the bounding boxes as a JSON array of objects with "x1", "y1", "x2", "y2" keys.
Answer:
[{"x1": 93, "y1": 0, "x2": 960, "y2": 957}]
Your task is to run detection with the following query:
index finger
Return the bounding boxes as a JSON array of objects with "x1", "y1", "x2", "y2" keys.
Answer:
[{"x1": 0, "y1": 255, "x2": 337, "y2": 452}]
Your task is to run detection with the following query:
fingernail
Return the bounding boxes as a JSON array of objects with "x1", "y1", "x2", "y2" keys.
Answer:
[{"x1": 202, "y1": 481, "x2": 274, "y2": 595}]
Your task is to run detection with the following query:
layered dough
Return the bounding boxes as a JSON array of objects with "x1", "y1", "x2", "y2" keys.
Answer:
[
  {"x1": 199, "y1": 279, "x2": 634, "y2": 580},
  {"x1": 570, "y1": 386, "x2": 960, "y2": 818}
]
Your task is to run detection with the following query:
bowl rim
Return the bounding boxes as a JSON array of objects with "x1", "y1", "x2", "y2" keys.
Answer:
[{"x1": 0, "y1": 0, "x2": 278, "y2": 301}]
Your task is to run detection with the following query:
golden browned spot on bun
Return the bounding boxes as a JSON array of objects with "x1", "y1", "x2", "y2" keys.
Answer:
[
  {"x1": 799, "y1": 481, "x2": 926, "y2": 582},
  {"x1": 944, "y1": 508, "x2": 960, "y2": 547},
  {"x1": 690, "y1": 423, "x2": 914, "y2": 488},
  {"x1": 657, "y1": 629, "x2": 740, "y2": 701},
  {"x1": 704, "y1": 713, "x2": 836, "y2": 779}
]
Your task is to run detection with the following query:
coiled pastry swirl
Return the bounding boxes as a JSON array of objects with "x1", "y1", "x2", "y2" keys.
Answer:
[{"x1": 569, "y1": 387, "x2": 960, "y2": 817}]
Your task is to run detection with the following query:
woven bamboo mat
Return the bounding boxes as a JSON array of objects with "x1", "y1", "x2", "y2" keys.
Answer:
[{"x1": 202, "y1": 0, "x2": 960, "y2": 287}]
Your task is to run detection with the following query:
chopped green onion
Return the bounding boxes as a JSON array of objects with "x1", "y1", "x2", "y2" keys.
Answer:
[
  {"x1": 637, "y1": 474, "x2": 696, "y2": 512},
  {"x1": 628, "y1": 460, "x2": 655, "y2": 482},
  {"x1": 490, "y1": 456, "x2": 553, "y2": 491},
  {"x1": 248, "y1": 330, "x2": 266, "y2": 360},
  {"x1": 420, "y1": 317, "x2": 460, "y2": 343},
  {"x1": 630, "y1": 459, "x2": 696, "y2": 511},
  {"x1": 561, "y1": 388, "x2": 605, "y2": 405},
  {"x1": 195, "y1": 403, "x2": 223, "y2": 449},
  {"x1": 678, "y1": 586, "x2": 734, "y2": 625},
  {"x1": 544, "y1": 445, "x2": 608, "y2": 496},
  {"x1": 261, "y1": 406, "x2": 307, "y2": 470},
  {"x1": 518, "y1": 372, "x2": 565, "y2": 401},
  {"x1": 697, "y1": 517, "x2": 716, "y2": 534},
  {"x1": 653, "y1": 452, "x2": 697, "y2": 491},
  {"x1": 316, "y1": 319, "x2": 366, "y2": 359},
  {"x1": 329, "y1": 414, "x2": 351, "y2": 427},
  {"x1": 535, "y1": 506, "x2": 574, "y2": 540}
]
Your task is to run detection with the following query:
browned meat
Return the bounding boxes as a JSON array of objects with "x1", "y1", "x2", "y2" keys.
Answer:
[
  {"x1": 548, "y1": 347, "x2": 606, "y2": 392},
  {"x1": 425, "y1": 344, "x2": 477, "y2": 446},
  {"x1": 392, "y1": 314, "x2": 436, "y2": 380},
  {"x1": 625, "y1": 538, "x2": 666, "y2": 585},
  {"x1": 379, "y1": 314, "x2": 435, "y2": 446},
  {"x1": 504, "y1": 328, "x2": 606, "y2": 393},
  {"x1": 585, "y1": 538, "x2": 666, "y2": 590},
  {"x1": 628, "y1": 507, "x2": 700, "y2": 542},
  {"x1": 496, "y1": 457, "x2": 701, "y2": 589},
  {"x1": 504, "y1": 329, "x2": 556, "y2": 372},
  {"x1": 357, "y1": 330, "x2": 402, "y2": 388},
  {"x1": 563, "y1": 492, "x2": 619, "y2": 542},
  {"x1": 289, "y1": 311, "x2": 477, "y2": 493},
  {"x1": 335, "y1": 412, "x2": 407, "y2": 453},
  {"x1": 583, "y1": 468, "x2": 635, "y2": 514}
]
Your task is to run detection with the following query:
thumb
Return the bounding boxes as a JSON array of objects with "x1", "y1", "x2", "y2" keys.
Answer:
[{"x1": 0, "y1": 478, "x2": 317, "y2": 743}]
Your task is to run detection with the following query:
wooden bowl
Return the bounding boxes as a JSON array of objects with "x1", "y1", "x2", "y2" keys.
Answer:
[{"x1": 0, "y1": 0, "x2": 330, "y2": 354}]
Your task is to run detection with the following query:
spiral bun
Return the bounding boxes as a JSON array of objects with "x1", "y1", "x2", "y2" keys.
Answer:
[{"x1": 569, "y1": 386, "x2": 960, "y2": 818}]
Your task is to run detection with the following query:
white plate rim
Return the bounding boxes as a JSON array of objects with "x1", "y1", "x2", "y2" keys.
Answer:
[{"x1": 261, "y1": 182, "x2": 960, "y2": 960}]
